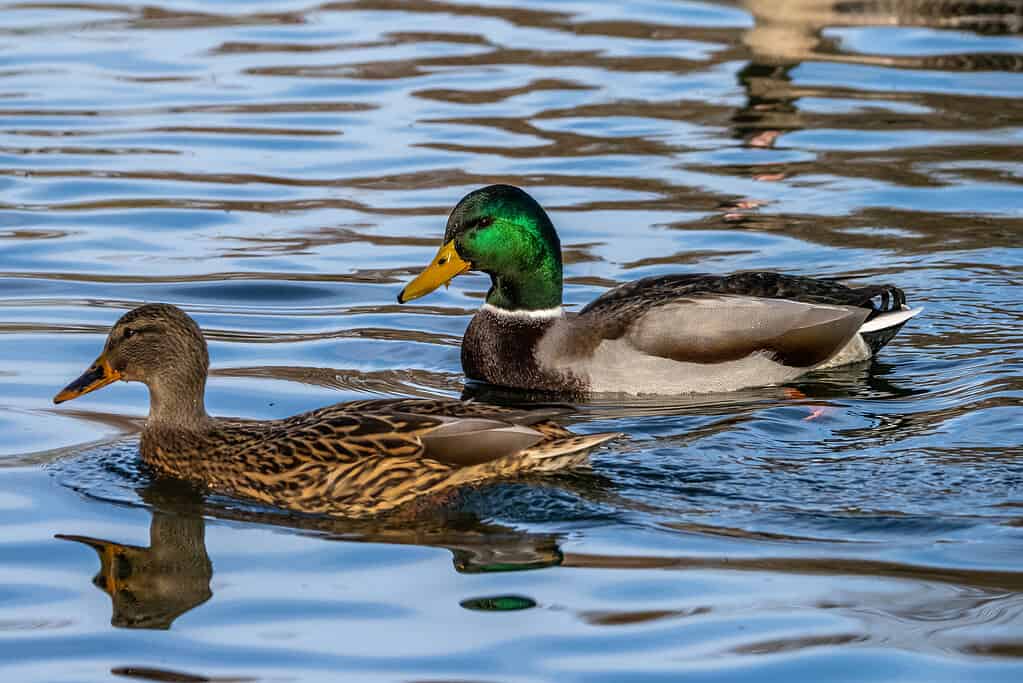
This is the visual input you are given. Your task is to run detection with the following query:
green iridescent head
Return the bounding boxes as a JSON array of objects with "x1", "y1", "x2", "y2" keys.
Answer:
[{"x1": 398, "y1": 185, "x2": 564, "y2": 311}]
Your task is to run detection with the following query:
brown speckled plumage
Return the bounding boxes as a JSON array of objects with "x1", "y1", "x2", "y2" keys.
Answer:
[
  {"x1": 54, "y1": 304, "x2": 618, "y2": 518},
  {"x1": 140, "y1": 398, "x2": 610, "y2": 517}
]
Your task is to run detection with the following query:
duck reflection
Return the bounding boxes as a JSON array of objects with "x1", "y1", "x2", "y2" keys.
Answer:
[
  {"x1": 735, "y1": 0, "x2": 1023, "y2": 145},
  {"x1": 58, "y1": 480, "x2": 568, "y2": 629},
  {"x1": 743, "y1": 0, "x2": 1022, "y2": 64},
  {"x1": 58, "y1": 513, "x2": 212, "y2": 630},
  {"x1": 58, "y1": 483, "x2": 213, "y2": 630}
]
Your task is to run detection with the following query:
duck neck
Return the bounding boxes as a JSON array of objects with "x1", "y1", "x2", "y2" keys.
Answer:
[
  {"x1": 146, "y1": 371, "x2": 210, "y2": 430},
  {"x1": 482, "y1": 221, "x2": 563, "y2": 312},
  {"x1": 485, "y1": 270, "x2": 563, "y2": 312},
  {"x1": 464, "y1": 194, "x2": 564, "y2": 312}
]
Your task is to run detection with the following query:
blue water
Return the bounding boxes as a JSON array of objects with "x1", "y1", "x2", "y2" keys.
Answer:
[{"x1": 1, "y1": 1, "x2": 1022, "y2": 680}]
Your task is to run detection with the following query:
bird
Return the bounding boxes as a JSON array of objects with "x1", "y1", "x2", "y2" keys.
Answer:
[
  {"x1": 52, "y1": 304, "x2": 618, "y2": 517},
  {"x1": 397, "y1": 184, "x2": 921, "y2": 394}
]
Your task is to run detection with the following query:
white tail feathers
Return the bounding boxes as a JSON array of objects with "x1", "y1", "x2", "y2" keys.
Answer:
[{"x1": 859, "y1": 307, "x2": 923, "y2": 334}]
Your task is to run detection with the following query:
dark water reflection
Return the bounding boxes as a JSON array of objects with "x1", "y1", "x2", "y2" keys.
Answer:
[
  {"x1": 55, "y1": 477, "x2": 563, "y2": 630},
  {"x1": 48, "y1": 441, "x2": 1023, "y2": 662},
  {"x1": 1, "y1": 0, "x2": 1023, "y2": 680}
]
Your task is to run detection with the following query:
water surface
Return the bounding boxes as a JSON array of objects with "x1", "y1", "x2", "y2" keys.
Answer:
[{"x1": 1, "y1": 1, "x2": 1022, "y2": 681}]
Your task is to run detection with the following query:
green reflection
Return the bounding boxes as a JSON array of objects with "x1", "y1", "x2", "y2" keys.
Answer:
[{"x1": 460, "y1": 595, "x2": 538, "y2": 612}]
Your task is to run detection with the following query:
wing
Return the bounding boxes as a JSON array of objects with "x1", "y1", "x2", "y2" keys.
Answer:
[
  {"x1": 334, "y1": 397, "x2": 570, "y2": 425},
  {"x1": 613, "y1": 296, "x2": 869, "y2": 367},
  {"x1": 419, "y1": 419, "x2": 544, "y2": 466},
  {"x1": 226, "y1": 407, "x2": 546, "y2": 470},
  {"x1": 581, "y1": 272, "x2": 907, "y2": 326},
  {"x1": 217, "y1": 412, "x2": 436, "y2": 469},
  {"x1": 332, "y1": 404, "x2": 550, "y2": 466}
]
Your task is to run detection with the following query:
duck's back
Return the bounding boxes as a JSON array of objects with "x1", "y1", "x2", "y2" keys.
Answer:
[
  {"x1": 579, "y1": 272, "x2": 906, "y2": 323},
  {"x1": 139, "y1": 399, "x2": 612, "y2": 517},
  {"x1": 141, "y1": 406, "x2": 454, "y2": 515}
]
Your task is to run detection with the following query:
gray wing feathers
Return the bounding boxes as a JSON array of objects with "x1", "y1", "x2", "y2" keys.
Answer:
[
  {"x1": 620, "y1": 296, "x2": 870, "y2": 367},
  {"x1": 420, "y1": 419, "x2": 545, "y2": 467}
]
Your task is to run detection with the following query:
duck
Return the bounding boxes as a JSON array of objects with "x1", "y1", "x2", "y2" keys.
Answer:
[
  {"x1": 52, "y1": 303, "x2": 618, "y2": 517},
  {"x1": 397, "y1": 184, "x2": 921, "y2": 394}
]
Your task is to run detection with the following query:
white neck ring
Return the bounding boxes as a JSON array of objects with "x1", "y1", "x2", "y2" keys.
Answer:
[{"x1": 480, "y1": 303, "x2": 564, "y2": 320}]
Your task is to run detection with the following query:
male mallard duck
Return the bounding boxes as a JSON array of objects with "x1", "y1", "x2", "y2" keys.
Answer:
[
  {"x1": 398, "y1": 184, "x2": 921, "y2": 394},
  {"x1": 53, "y1": 304, "x2": 617, "y2": 517}
]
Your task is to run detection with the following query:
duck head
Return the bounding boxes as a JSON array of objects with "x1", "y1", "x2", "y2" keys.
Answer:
[
  {"x1": 398, "y1": 184, "x2": 564, "y2": 312},
  {"x1": 54, "y1": 304, "x2": 209, "y2": 424}
]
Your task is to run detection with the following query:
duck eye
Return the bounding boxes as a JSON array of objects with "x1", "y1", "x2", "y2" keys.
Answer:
[
  {"x1": 477, "y1": 216, "x2": 493, "y2": 228},
  {"x1": 123, "y1": 328, "x2": 136, "y2": 340}
]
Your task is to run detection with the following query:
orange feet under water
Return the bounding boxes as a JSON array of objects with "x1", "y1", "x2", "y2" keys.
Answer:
[{"x1": 784, "y1": 388, "x2": 833, "y2": 421}]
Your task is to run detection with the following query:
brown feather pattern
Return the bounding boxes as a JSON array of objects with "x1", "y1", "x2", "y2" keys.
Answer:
[
  {"x1": 55, "y1": 305, "x2": 618, "y2": 518},
  {"x1": 142, "y1": 398, "x2": 615, "y2": 518}
]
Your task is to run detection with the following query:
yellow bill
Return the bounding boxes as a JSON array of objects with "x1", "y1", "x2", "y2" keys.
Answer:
[
  {"x1": 53, "y1": 354, "x2": 122, "y2": 404},
  {"x1": 397, "y1": 240, "x2": 471, "y2": 303}
]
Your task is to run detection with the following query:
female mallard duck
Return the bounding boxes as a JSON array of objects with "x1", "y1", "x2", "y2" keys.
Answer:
[
  {"x1": 398, "y1": 184, "x2": 921, "y2": 394},
  {"x1": 52, "y1": 304, "x2": 617, "y2": 517}
]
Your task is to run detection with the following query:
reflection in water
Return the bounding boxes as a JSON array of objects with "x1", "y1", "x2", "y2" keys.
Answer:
[
  {"x1": 211, "y1": 364, "x2": 461, "y2": 399},
  {"x1": 57, "y1": 474, "x2": 1023, "y2": 655},
  {"x1": 735, "y1": 0, "x2": 1023, "y2": 152},
  {"x1": 110, "y1": 666, "x2": 255, "y2": 683},
  {"x1": 722, "y1": 0, "x2": 1023, "y2": 248},
  {"x1": 57, "y1": 485, "x2": 212, "y2": 630},
  {"x1": 58, "y1": 520, "x2": 211, "y2": 630},
  {"x1": 743, "y1": 0, "x2": 1023, "y2": 67},
  {"x1": 736, "y1": 0, "x2": 1023, "y2": 146},
  {"x1": 565, "y1": 550, "x2": 1023, "y2": 656},
  {"x1": 3, "y1": 0, "x2": 1023, "y2": 678},
  {"x1": 460, "y1": 595, "x2": 538, "y2": 611},
  {"x1": 58, "y1": 480, "x2": 567, "y2": 629}
]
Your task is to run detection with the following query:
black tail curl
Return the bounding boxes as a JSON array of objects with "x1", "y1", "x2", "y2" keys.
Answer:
[{"x1": 855, "y1": 284, "x2": 908, "y2": 315}]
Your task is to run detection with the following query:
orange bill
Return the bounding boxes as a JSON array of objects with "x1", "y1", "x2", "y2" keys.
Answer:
[{"x1": 53, "y1": 354, "x2": 121, "y2": 404}]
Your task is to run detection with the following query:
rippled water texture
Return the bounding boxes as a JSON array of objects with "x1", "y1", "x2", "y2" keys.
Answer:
[{"x1": 2, "y1": 1, "x2": 1023, "y2": 681}]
